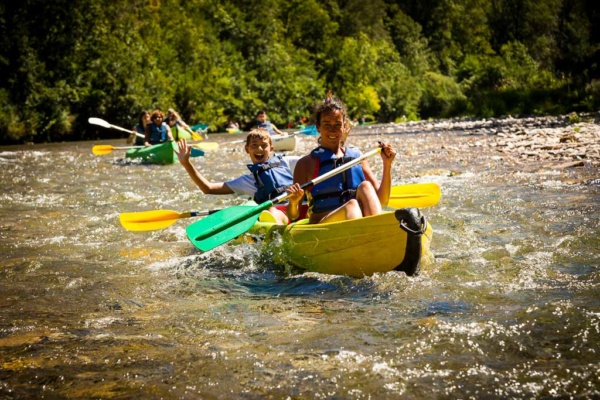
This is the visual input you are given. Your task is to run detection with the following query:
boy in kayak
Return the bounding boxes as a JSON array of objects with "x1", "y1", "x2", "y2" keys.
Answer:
[
  {"x1": 285, "y1": 93, "x2": 396, "y2": 224},
  {"x1": 176, "y1": 128, "x2": 298, "y2": 224},
  {"x1": 254, "y1": 110, "x2": 286, "y2": 136}
]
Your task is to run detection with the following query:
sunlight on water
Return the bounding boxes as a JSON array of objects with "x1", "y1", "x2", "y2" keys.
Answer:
[{"x1": 0, "y1": 134, "x2": 598, "y2": 398}]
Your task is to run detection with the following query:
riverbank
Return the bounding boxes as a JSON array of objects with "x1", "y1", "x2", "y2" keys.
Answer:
[{"x1": 350, "y1": 112, "x2": 599, "y2": 182}]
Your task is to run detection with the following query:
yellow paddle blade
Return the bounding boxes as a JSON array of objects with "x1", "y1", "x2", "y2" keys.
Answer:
[
  {"x1": 190, "y1": 131, "x2": 203, "y2": 141},
  {"x1": 120, "y1": 209, "x2": 188, "y2": 231},
  {"x1": 92, "y1": 145, "x2": 114, "y2": 155},
  {"x1": 183, "y1": 126, "x2": 204, "y2": 141},
  {"x1": 388, "y1": 183, "x2": 441, "y2": 208},
  {"x1": 193, "y1": 142, "x2": 220, "y2": 151}
]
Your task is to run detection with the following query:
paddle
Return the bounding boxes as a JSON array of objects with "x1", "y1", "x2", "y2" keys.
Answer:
[
  {"x1": 120, "y1": 209, "x2": 222, "y2": 231},
  {"x1": 220, "y1": 125, "x2": 317, "y2": 148},
  {"x1": 388, "y1": 182, "x2": 441, "y2": 208},
  {"x1": 92, "y1": 144, "x2": 145, "y2": 155},
  {"x1": 119, "y1": 182, "x2": 441, "y2": 232},
  {"x1": 88, "y1": 117, "x2": 132, "y2": 134},
  {"x1": 224, "y1": 132, "x2": 298, "y2": 147},
  {"x1": 295, "y1": 125, "x2": 318, "y2": 135},
  {"x1": 91, "y1": 143, "x2": 206, "y2": 157},
  {"x1": 186, "y1": 147, "x2": 382, "y2": 251},
  {"x1": 89, "y1": 117, "x2": 219, "y2": 151},
  {"x1": 175, "y1": 124, "x2": 204, "y2": 141}
]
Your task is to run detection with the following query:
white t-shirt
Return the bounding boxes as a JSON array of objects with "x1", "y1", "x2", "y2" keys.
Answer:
[{"x1": 224, "y1": 156, "x2": 300, "y2": 196}]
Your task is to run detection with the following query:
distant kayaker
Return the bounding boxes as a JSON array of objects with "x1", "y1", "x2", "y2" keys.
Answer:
[
  {"x1": 127, "y1": 110, "x2": 150, "y2": 146},
  {"x1": 165, "y1": 108, "x2": 193, "y2": 141},
  {"x1": 286, "y1": 93, "x2": 396, "y2": 224},
  {"x1": 144, "y1": 109, "x2": 174, "y2": 146},
  {"x1": 176, "y1": 129, "x2": 299, "y2": 225},
  {"x1": 227, "y1": 119, "x2": 240, "y2": 130},
  {"x1": 254, "y1": 110, "x2": 286, "y2": 136}
]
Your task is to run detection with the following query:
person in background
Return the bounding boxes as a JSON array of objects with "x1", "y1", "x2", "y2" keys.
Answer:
[
  {"x1": 128, "y1": 110, "x2": 150, "y2": 145},
  {"x1": 254, "y1": 110, "x2": 286, "y2": 136},
  {"x1": 285, "y1": 93, "x2": 396, "y2": 224},
  {"x1": 176, "y1": 129, "x2": 299, "y2": 225},
  {"x1": 144, "y1": 109, "x2": 173, "y2": 146},
  {"x1": 165, "y1": 108, "x2": 193, "y2": 141},
  {"x1": 227, "y1": 119, "x2": 240, "y2": 130}
]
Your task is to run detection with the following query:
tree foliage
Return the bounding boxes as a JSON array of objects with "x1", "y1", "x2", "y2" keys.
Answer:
[{"x1": 0, "y1": 0, "x2": 597, "y2": 143}]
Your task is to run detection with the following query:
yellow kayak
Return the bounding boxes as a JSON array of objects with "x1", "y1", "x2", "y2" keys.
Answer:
[{"x1": 246, "y1": 208, "x2": 433, "y2": 278}]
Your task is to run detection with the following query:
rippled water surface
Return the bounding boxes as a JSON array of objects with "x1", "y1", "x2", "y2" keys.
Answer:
[{"x1": 1, "y1": 128, "x2": 598, "y2": 399}]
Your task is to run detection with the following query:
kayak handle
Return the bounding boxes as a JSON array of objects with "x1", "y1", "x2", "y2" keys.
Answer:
[{"x1": 396, "y1": 208, "x2": 427, "y2": 236}]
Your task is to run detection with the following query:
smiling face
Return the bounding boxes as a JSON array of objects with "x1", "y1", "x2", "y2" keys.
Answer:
[
  {"x1": 245, "y1": 134, "x2": 273, "y2": 164},
  {"x1": 317, "y1": 109, "x2": 345, "y2": 149}
]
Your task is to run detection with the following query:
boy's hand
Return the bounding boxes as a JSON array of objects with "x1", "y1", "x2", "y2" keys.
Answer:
[{"x1": 176, "y1": 139, "x2": 192, "y2": 164}]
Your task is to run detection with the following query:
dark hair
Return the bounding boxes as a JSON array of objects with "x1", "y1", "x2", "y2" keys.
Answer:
[
  {"x1": 312, "y1": 92, "x2": 347, "y2": 125},
  {"x1": 256, "y1": 110, "x2": 266, "y2": 117},
  {"x1": 138, "y1": 110, "x2": 149, "y2": 126}
]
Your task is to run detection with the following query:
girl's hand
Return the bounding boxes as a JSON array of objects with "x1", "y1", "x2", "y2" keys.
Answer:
[
  {"x1": 379, "y1": 142, "x2": 396, "y2": 165},
  {"x1": 286, "y1": 183, "x2": 304, "y2": 204}
]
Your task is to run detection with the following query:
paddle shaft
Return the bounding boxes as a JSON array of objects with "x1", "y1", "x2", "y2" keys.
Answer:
[
  {"x1": 193, "y1": 147, "x2": 381, "y2": 241},
  {"x1": 224, "y1": 132, "x2": 297, "y2": 147}
]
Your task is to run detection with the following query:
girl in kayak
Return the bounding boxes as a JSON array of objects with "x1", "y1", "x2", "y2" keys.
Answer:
[
  {"x1": 165, "y1": 108, "x2": 195, "y2": 141},
  {"x1": 145, "y1": 109, "x2": 174, "y2": 146},
  {"x1": 286, "y1": 93, "x2": 396, "y2": 224},
  {"x1": 128, "y1": 110, "x2": 150, "y2": 146},
  {"x1": 176, "y1": 129, "x2": 298, "y2": 225}
]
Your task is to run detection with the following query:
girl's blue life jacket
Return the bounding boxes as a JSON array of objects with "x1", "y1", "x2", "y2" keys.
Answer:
[
  {"x1": 308, "y1": 146, "x2": 366, "y2": 214},
  {"x1": 134, "y1": 123, "x2": 146, "y2": 145},
  {"x1": 247, "y1": 155, "x2": 294, "y2": 203}
]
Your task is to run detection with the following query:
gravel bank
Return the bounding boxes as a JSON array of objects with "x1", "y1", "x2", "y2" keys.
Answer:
[{"x1": 352, "y1": 112, "x2": 599, "y2": 183}]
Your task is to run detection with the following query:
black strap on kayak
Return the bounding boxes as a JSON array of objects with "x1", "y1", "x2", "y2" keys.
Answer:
[
  {"x1": 396, "y1": 208, "x2": 427, "y2": 235},
  {"x1": 394, "y1": 208, "x2": 427, "y2": 277}
]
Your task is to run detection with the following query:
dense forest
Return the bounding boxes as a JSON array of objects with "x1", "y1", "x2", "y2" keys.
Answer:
[{"x1": 0, "y1": 0, "x2": 598, "y2": 144}]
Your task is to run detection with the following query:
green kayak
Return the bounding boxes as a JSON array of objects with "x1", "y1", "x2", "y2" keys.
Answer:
[
  {"x1": 125, "y1": 141, "x2": 176, "y2": 164},
  {"x1": 172, "y1": 125, "x2": 193, "y2": 141}
]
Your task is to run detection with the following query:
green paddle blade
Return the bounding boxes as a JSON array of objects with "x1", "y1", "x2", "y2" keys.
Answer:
[{"x1": 186, "y1": 204, "x2": 270, "y2": 251}]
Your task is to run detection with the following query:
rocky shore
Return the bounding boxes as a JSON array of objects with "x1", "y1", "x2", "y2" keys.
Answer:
[{"x1": 354, "y1": 112, "x2": 599, "y2": 180}]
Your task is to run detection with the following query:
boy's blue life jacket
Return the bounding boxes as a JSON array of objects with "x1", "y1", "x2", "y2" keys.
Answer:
[
  {"x1": 247, "y1": 155, "x2": 294, "y2": 203},
  {"x1": 256, "y1": 121, "x2": 275, "y2": 135},
  {"x1": 308, "y1": 146, "x2": 366, "y2": 214}
]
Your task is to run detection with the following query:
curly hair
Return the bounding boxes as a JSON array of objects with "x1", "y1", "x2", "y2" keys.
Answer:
[
  {"x1": 150, "y1": 109, "x2": 164, "y2": 122},
  {"x1": 312, "y1": 91, "x2": 347, "y2": 125}
]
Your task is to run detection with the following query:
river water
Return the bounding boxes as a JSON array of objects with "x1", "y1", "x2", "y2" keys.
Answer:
[{"x1": 1, "y1": 126, "x2": 598, "y2": 399}]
